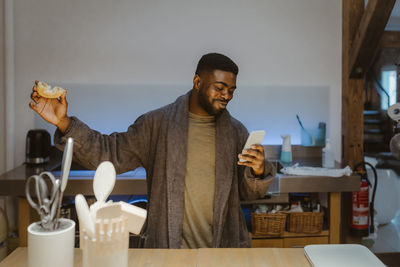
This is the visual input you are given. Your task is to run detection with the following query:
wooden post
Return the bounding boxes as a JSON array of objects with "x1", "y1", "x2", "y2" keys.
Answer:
[
  {"x1": 342, "y1": 0, "x2": 365, "y2": 166},
  {"x1": 341, "y1": 0, "x2": 365, "y2": 244},
  {"x1": 18, "y1": 198, "x2": 30, "y2": 247},
  {"x1": 329, "y1": 192, "x2": 341, "y2": 244},
  {"x1": 341, "y1": 0, "x2": 395, "y2": 243}
]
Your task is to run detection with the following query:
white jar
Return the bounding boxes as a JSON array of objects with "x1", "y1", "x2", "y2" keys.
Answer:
[
  {"x1": 28, "y1": 218, "x2": 75, "y2": 267},
  {"x1": 82, "y1": 216, "x2": 129, "y2": 267}
]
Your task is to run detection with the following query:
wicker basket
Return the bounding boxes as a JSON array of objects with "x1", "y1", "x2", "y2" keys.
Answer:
[
  {"x1": 251, "y1": 212, "x2": 287, "y2": 237},
  {"x1": 287, "y1": 212, "x2": 324, "y2": 234}
]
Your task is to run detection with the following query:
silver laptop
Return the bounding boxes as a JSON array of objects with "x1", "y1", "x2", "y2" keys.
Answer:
[{"x1": 304, "y1": 244, "x2": 385, "y2": 267}]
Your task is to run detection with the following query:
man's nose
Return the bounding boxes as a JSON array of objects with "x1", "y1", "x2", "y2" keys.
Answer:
[{"x1": 220, "y1": 89, "x2": 231, "y2": 100}]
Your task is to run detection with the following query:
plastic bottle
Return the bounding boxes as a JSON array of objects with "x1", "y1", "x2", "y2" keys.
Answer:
[
  {"x1": 280, "y1": 135, "x2": 292, "y2": 163},
  {"x1": 322, "y1": 138, "x2": 335, "y2": 168}
]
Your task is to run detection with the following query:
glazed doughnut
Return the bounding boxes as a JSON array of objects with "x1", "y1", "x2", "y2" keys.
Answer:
[{"x1": 36, "y1": 81, "x2": 65, "y2": 98}]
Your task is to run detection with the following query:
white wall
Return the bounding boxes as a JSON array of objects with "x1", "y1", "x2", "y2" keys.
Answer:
[
  {"x1": 35, "y1": 83, "x2": 330, "y2": 145},
  {"x1": 12, "y1": 0, "x2": 342, "y2": 166},
  {"x1": 386, "y1": 0, "x2": 400, "y2": 30}
]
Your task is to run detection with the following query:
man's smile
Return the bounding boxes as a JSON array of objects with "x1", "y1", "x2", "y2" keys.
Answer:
[{"x1": 215, "y1": 99, "x2": 228, "y2": 108}]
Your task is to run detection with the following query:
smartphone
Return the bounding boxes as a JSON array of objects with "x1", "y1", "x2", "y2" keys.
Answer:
[{"x1": 239, "y1": 130, "x2": 266, "y2": 162}]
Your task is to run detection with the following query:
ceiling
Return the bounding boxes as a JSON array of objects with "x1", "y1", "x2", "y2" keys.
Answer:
[{"x1": 385, "y1": 0, "x2": 400, "y2": 30}]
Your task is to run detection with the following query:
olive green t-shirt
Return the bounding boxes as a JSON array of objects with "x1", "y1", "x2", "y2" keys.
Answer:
[{"x1": 181, "y1": 112, "x2": 216, "y2": 248}]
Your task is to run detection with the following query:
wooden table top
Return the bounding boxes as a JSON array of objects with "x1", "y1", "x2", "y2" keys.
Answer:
[{"x1": 0, "y1": 247, "x2": 311, "y2": 267}]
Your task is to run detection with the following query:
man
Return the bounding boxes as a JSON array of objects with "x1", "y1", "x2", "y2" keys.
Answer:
[{"x1": 30, "y1": 53, "x2": 275, "y2": 248}]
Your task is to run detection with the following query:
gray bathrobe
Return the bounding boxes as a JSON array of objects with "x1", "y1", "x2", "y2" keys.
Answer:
[{"x1": 54, "y1": 91, "x2": 275, "y2": 248}]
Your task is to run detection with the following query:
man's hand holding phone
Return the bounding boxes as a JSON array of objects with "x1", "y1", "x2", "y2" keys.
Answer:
[{"x1": 237, "y1": 130, "x2": 266, "y2": 176}]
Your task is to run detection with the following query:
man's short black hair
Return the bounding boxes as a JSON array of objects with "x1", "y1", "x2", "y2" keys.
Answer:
[{"x1": 195, "y1": 53, "x2": 239, "y2": 76}]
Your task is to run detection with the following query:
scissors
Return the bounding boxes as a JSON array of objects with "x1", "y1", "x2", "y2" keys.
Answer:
[{"x1": 25, "y1": 171, "x2": 60, "y2": 230}]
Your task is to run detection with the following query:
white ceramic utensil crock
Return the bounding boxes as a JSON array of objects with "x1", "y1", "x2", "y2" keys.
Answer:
[{"x1": 28, "y1": 218, "x2": 75, "y2": 267}]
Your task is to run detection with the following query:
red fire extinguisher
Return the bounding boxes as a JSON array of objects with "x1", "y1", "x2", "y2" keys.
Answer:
[{"x1": 351, "y1": 162, "x2": 377, "y2": 237}]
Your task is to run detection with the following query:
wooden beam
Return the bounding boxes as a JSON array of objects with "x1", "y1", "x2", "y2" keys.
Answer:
[
  {"x1": 342, "y1": 0, "x2": 365, "y2": 167},
  {"x1": 341, "y1": 0, "x2": 365, "y2": 244},
  {"x1": 349, "y1": 0, "x2": 396, "y2": 78},
  {"x1": 380, "y1": 31, "x2": 400, "y2": 49}
]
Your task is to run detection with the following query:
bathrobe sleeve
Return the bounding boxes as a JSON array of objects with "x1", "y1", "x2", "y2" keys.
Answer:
[{"x1": 53, "y1": 115, "x2": 154, "y2": 174}]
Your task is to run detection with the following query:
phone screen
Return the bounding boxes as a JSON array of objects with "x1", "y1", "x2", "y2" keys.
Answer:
[{"x1": 240, "y1": 130, "x2": 265, "y2": 162}]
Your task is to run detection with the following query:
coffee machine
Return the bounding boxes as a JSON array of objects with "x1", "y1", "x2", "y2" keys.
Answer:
[{"x1": 25, "y1": 129, "x2": 51, "y2": 164}]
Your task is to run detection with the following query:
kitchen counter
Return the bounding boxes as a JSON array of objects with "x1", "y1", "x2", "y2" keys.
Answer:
[
  {"x1": 0, "y1": 164, "x2": 147, "y2": 196},
  {"x1": 0, "y1": 160, "x2": 360, "y2": 196},
  {"x1": 0, "y1": 145, "x2": 360, "y2": 246},
  {"x1": 0, "y1": 247, "x2": 311, "y2": 267}
]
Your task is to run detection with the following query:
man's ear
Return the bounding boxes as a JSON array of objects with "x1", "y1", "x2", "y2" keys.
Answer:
[{"x1": 193, "y1": 75, "x2": 201, "y2": 91}]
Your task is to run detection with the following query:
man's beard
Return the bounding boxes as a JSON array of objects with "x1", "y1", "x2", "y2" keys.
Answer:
[{"x1": 198, "y1": 89, "x2": 226, "y2": 116}]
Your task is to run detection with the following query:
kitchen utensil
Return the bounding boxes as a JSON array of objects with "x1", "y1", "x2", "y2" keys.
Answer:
[
  {"x1": 25, "y1": 171, "x2": 59, "y2": 230},
  {"x1": 296, "y1": 114, "x2": 315, "y2": 145},
  {"x1": 96, "y1": 203, "x2": 122, "y2": 220},
  {"x1": 53, "y1": 138, "x2": 74, "y2": 227},
  {"x1": 120, "y1": 202, "x2": 147, "y2": 234},
  {"x1": 90, "y1": 161, "x2": 116, "y2": 219},
  {"x1": 96, "y1": 202, "x2": 147, "y2": 234},
  {"x1": 75, "y1": 194, "x2": 95, "y2": 238}
]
